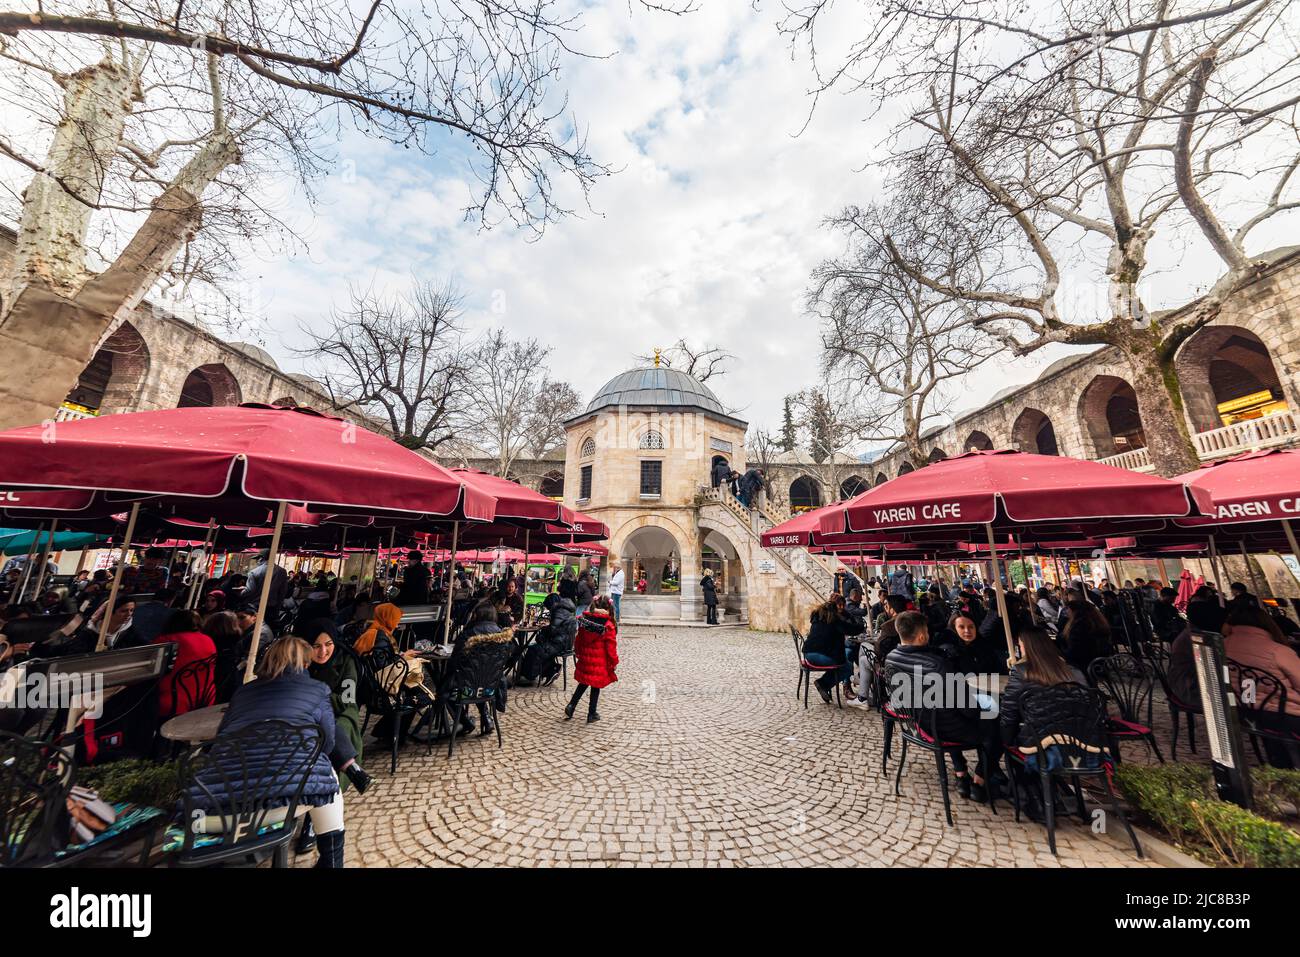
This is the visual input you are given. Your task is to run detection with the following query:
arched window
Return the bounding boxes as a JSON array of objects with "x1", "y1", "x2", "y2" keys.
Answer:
[
  {"x1": 579, "y1": 436, "x2": 596, "y2": 458},
  {"x1": 639, "y1": 430, "x2": 665, "y2": 450},
  {"x1": 789, "y1": 476, "x2": 822, "y2": 511}
]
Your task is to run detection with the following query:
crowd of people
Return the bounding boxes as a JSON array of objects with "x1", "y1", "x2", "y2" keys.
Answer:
[
  {"x1": 1, "y1": 541, "x2": 625, "y2": 867},
  {"x1": 800, "y1": 565, "x2": 1300, "y2": 816}
]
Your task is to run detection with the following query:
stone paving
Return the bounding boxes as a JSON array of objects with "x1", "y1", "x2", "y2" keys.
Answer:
[{"x1": 301, "y1": 625, "x2": 1160, "y2": 868}]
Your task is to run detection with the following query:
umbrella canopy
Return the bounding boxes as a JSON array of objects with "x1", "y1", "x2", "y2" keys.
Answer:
[
  {"x1": 450, "y1": 469, "x2": 564, "y2": 524},
  {"x1": 1177, "y1": 448, "x2": 1300, "y2": 522},
  {"x1": 820, "y1": 449, "x2": 1209, "y2": 538},
  {"x1": 0, "y1": 527, "x2": 107, "y2": 556},
  {"x1": 0, "y1": 404, "x2": 496, "y2": 521}
]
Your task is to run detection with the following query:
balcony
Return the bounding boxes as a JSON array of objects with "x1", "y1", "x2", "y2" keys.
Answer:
[{"x1": 1096, "y1": 409, "x2": 1299, "y2": 472}]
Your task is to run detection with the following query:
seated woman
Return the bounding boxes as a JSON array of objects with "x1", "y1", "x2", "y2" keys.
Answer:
[
  {"x1": 154, "y1": 609, "x2": 217, "y2": 719},
  {"x1": 439, "y1": 601, "x2": 514, "y2": 736},
  {"x1": 999, "y1": 627, "x2": 1093, "y2": 821},
  {"x1": 201, "y1": 589, "x2": 226, "y2": 616},
  {"x1": 354, "y1": 602, "x2": 402, "y2": 657},
  {"x1": 519, "y1": 593, "x2": 578, "y2": 686},
  {"x1": 932, "y1": 611, "x2": 1009, "y2": 676},
  {"x1": 188, "y1": 637, "x2": 348, "y2": 866},
  {"x1": 203, "y1": 610, "x2": 245, "y2": 703},
  {"x1": 1059, "y1": 598, "x2": 1114, "y2": 675},
  {"x1": 802, "y1": 596, "x2": 863, "y2": 704},
  {"x1": 1223, "y1": 603, "x2": 1300, "y2": 767}
]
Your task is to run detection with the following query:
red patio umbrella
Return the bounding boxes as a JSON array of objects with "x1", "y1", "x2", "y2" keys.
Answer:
[
  {"x1": 0, "y1": 404, "x2": 497, "y2": 671},
  {"x1": 818, "y1": 449, "x2": 1211, "y2": 654}
]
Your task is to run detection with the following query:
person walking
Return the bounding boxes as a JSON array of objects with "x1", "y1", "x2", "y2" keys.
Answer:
[
  {"x1": 701, "y1": 569, "x2": 719, "y2": 625},
  {"x1": 565, "y1": 596, "x2": 619, "y2": 723},
  {"x1": 607, "y1": 561, "x2": 625, "y2": 621}
]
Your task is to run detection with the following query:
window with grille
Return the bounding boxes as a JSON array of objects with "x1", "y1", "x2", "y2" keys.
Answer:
[
  {"x1": 579, "y1": 436, "x2": 596, "y2": 458},
  {"x1": 639, "y1": 430, "x2": 664, "y2": 450},
  {"x1": 640, "y1": 460, "x2": 662, "y2": 496},
  {"x1": 579, "y1": 464, "x2": 593, "y2": 500}
]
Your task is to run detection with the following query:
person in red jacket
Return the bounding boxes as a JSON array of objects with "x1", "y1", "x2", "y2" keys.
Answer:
[
  {"x1": 154, "y1": 608, "x2": 217, "y2": 718},
  {"x1": 565, "y1": 596, "x2": 619, "y2": 723}
]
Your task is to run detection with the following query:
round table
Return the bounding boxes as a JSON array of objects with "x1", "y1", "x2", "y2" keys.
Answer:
[{"x1": 160, "y1": 703, "x2": 228, "y2": 743}]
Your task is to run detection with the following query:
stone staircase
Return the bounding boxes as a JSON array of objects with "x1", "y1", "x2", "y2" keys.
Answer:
[{"x1": 696, "y1": 485, "x2": 842, "y2": 607}]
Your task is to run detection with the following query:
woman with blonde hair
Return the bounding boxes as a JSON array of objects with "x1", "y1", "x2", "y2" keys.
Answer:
[{"x1": 186, "y1": 636, "x2": 349, "y2": 866}]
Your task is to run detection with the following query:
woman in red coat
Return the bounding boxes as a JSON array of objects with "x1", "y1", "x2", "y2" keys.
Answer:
[
  {"x1": 565, "y1": 596, "x2": 619, "y2": 723},
  {"x1": 153, "y1": 608, "x2": 217, "y2": 718}
]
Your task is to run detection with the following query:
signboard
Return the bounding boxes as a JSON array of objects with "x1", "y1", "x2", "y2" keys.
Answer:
[{"x1": 758, "y1": 558, "x2": 776, "y2": 574}]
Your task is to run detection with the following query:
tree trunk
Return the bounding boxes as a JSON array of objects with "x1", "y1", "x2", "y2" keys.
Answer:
[{"x1": 1124, "y1": 350, "x2": 1201, "y2": 477}]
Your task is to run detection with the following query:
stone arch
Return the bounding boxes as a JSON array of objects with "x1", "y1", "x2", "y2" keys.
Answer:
[
  {"x1": 611, "y1": 513, "x2": 700, "y2": 622},
  {"x1": 64, "y1": 321, "x2": 151, "y2": 415},
  {"x1": 270, "y1": 395, "x2": 298, "y2": 408},
  {"x1": 178, "y1": 363, "x2": 242, "y2": 408},
  {"x1": 839, "y1": 474, "x2": 868, "y2": 500},
  {"x1": 873, "y1": 472, "x2": 889, "y2": 487},
  {"x1": 539, "y1": 470, "x2": 564, "y2": 499},
  {"x1": 1011, "y1": 407, "x2": 1059, "y2": 456},
  {"x1": 898, "y1": 461, "x2": 915, "y2": 477},
  {"x1": 927, "y1": 447, "x2": 948, "y2": 464},
  {"x1": 697, "y1": 517, "x2": 753, "y2": 622},
  {"x1": 962, "y1": 430, "x2": 993, "y2": 452},
  {"x1": 1173, "y1": 325, "x2": 1288, "y2": 433},
  {"x1": 1078, "y1": 375, "x2": 1145, "y2": 457},
  {"x1": 788, "y1": 475, "x2": 823, "y2": 511}
]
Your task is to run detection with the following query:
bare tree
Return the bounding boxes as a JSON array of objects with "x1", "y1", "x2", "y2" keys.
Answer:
[
  {"x1": 301, "y1": 280, "x2": 467, "y2": 451},
  {"x1": 811, "y1": 203, "x2": 1000, "y2": 470},
  {"x1": 524, "y1": 380, "x2": 583, "y2": 458},
  {"x1": 784, "y1": 0, "x2": 1300, "y2": 475},
  {"x1": 461, "y1": 328, "x2": 555, "y2": 477},
  {"x1": 634, "y1": 339, "x2": 735, "y2": 382},
  {"x1": 0, "y1": 0, "x2": 690, "y2": 428}
]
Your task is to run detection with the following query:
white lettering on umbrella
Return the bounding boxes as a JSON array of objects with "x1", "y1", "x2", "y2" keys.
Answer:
[
  {"x1": 1218, "y1": 501, "x2": 1272, "y2": 519},
  {"x1": 872, "y1": 506, "x2": 917, "y2": 524},
  {"x1": 922, "y1": 502, "x2": 962, "y2": 520}
]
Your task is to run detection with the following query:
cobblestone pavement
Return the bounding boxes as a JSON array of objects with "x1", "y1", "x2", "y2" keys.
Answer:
[{"x1": 302, "y1": 626, "x2": 1160, "y2": 868}]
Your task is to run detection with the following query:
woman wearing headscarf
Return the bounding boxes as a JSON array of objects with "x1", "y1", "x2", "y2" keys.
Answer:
[{"x1": 353, "y1": 602, "x2": 402, "y2": 656}]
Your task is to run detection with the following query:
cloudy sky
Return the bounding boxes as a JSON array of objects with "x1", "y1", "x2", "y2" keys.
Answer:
[{"x1": 244, "y1": 2, "x2": 1057, "y2": 438}]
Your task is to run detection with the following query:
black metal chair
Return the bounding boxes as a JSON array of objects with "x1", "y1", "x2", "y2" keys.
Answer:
[
  {"x1": 0, "y1": 731, "x2": 74, "y2": 867},
  {"x1": 360, "y1": 651, "x2": 421, "y2": 774},
  {"x1": 1143, "y1": 643, "x2": 1201, "y2": 759},
  {"x1": 1002, "y1": 683, "x2": 1142, "y2": 858},
  {"x1": 439, "y1": 637, "x2": 514, "y2": 759},
  {"x1": 154, "y1": 654, "x2": 217, "y2": 757},
  {"x1": 885, "y1": 665, "x2": 996, "y2": 826},
  {"x1": 173, "y1": 719, "x2": 323, "y2": 868},
  {"x1": 1227, "y1": 659, "x2": 1300, "y2": 767},
  {"x1": 1088, "y1": 654, "x2": 1165, "y2": 764},
  {"x1": 791, "y1": 631, "x2": 843, "y2": 710}
]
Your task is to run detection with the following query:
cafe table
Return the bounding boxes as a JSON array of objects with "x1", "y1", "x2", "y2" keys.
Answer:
[{"x1": 160, "y1": 702, "x2": 228, "y2": 744}]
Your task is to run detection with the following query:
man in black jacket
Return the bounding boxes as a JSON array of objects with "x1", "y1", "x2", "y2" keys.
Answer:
[
  {"x1": 885, "y1": 611, "x2": 1000, "y2": 802},
  {"x1": 701, "y1": 571, "x2": 719, "y2": 624}
]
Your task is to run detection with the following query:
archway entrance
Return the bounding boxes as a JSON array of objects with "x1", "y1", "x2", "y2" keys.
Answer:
[
  {"x1": 1079, "y1": 375, "x2": 1145, "y2": 457},
  {"x1": 789, "y1": 475, "x2": 822, "y2": 511},
  {"x1": 621, "y1": 525, "x2": 683, "y2": 620},
  {"x1": 1012, "y1": 408, "x2": 1059, "y2": 455},
  {"x1": 178, "y1": 363, "x2": 241, "y2": 408},
  {"x1": 700, "y1": 526, "x2": 747, "y2": 624},
  {"x1": 1174, "y1": 326, "x2": 1289, "y2": 432},
  {"x1": 62, "y1": 321, "x2": 151, "y2": 416}
]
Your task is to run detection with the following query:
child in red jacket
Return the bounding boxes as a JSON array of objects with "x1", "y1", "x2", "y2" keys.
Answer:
[{"x1": 565, "y1": 595, "x2": 619, "y2": 723}]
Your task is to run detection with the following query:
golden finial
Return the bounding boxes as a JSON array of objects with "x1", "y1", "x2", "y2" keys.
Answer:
[{"x1": 653, "y1": 348, "x2": 661, "y2": 368}]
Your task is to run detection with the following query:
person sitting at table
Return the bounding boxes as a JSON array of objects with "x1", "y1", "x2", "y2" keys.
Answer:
[
  {"x1": 519, "y1": 593, "x2": 578, "y2": 686},
  {"x1": 978, "y1": 591, "x2": 1032, "y2": 646},
  {"x1": 201, "y1": 589, "x2": 227, "y2": 616},
  {"x1": 999, "y1": 626, "x2": 1093, "y2": 821},
  {"x1": 885, "y1": 610, "x2": 1000, "y2": 803},
  {"x1": 873, "y1": 594, "x2": 911, "y2": 660},
  {"x1": 1167, "y1": 598, "x2": 1226, "y2": 708},
  {"x1": 1223, "y1": 603, "x2": 1300, "y2": 767},
  {"x1": 500, "y1": 579, "x2": 525, "y2": 625},
  {"x1": 1035, "y1": 586, "x2": 1062, "y2": 634},
  {"x1": 1059, "y1": 598, "x2": 1114, "y2": 675},
  {"x1": 933, "y1": 611, "x2": 1009, "y2": 676},
  {"x1": 154, "y1": 609, "x2": 217, "y2": 719},
  {"x1": 353, "y1": 602, "x2": 402, "y2": 657},
  {"x1": 128, "y1": 587, "x2": 180, "y2": 645},
  {"x1": 802, "y1": 594, "x2": 864, "y2": 704},
  {"x1": 188, "y1": 636, "x2": 349, "y2": 867},
  {"x1": 204, "y1": 610, "x2": 245, "y2": 702}
]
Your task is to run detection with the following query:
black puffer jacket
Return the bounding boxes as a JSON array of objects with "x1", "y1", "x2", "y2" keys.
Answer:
[
  {"x1": 998, "y1": 666, "x2": 1092, "y2": 750},
  {"x1": 803, "y1": 610, "x2": 864, "y2": 659},
  {"x1": 884, "y1": 643, "x2": 981, "y2": 740},
  {"x1": 931, "y1": 629, "x2": 1009, "y2": 676}
]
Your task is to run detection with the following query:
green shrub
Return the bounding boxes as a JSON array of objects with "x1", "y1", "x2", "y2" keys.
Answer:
[
  {"x1": 78, "y1": 759, "x2": 182, "y2": 808},
  {"x1": 1251, "y1": 767, "x2": 1300, "y2": 821},
  {"x1": 1116, "y1": 763, "x2": 1300, "y2": 866}
]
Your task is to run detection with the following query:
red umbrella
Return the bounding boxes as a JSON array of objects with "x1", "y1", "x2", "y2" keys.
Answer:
[
  {"x1": 1175, "y1": 569, "x2": 1196, "y2": 612},
  {"x1": 818, "y1": 449, "x2": 1211, "y2": 654}
]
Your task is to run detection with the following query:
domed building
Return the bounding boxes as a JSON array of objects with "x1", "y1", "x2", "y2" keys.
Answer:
[{"x1": 561, "y1": 364, "x2": 755, "y2": 623}]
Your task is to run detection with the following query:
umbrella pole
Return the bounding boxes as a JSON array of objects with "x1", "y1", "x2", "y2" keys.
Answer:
[
  {"x1": 244, "y1": 501, "x2": 287, "y2": 684},
  {"x1": 1157, "y1": 558, "x2": 1171, "y2": 588},
  {"x1": 188, "y1": 518, "x2": 217, "y2": 609},
  {"x1": 10, "y1": 521, "x2": 45, "y2": 605},
  {"x1": 30, "y1": 520, "x2": 58, "y2": 598},
  {"x1": 984, "y1": 523, "x2": 1016, "y2": 659},
  {"x1": 1239, "y1": 541, "x2": 1263, "y2": 600},
  {"x1": 96, "y1": 503, "x2": 140, "y2": 651},
  {"x1": 443, "y1": 521, "x2": 460, "y2": 644},
  {"x1": 1208, "y1": 535, "x2": 1227, "y2": 608}
]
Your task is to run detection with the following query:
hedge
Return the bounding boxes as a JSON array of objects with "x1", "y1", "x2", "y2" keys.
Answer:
[{"x1": 1115, "y1": 763, "x2": 1300, "y2": 867}]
